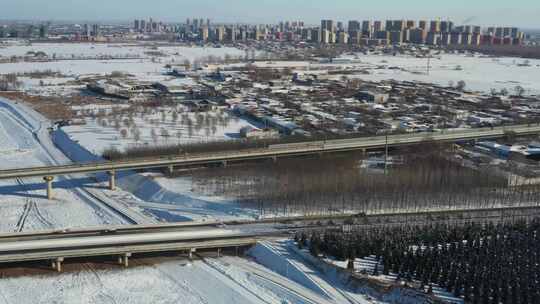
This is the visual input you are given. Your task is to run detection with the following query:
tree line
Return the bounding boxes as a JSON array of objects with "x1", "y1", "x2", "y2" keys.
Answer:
[
  {"x1": 297, "y1": 217, "x2": 540, "y2": 304},
  {"x1": 190, "y1": 146, "x2": 540, "y2": 217}
]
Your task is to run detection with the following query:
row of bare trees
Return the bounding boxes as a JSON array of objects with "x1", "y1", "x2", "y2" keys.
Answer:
[{"x1": 190, "y1": 146, "x2": 539, "y2": 217}]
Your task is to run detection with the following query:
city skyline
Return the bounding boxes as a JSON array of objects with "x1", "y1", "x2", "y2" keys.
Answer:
[{"x1": 2, "y1": 0, "x2": 540, "y2": 28}]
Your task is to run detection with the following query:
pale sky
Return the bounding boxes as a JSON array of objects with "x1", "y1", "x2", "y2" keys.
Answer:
[{"x1": 2, "y1": 0, "x2": 540, "y2": 28}]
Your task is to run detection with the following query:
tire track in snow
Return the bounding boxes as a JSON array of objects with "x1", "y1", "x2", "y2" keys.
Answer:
[
  {"x1": 265, "y1": 242, "x2": 360, "y2": 304},
  {"x1": 195, "y1": 254, "x2": 273, "y2": 304},
  {"x1": 131, "y1": 259, "x2": 209, "y2": 304},
  {"x1": 30, "y1": 200, "x2": 54, "y2": 228},
  {"x1": 13, "y1": 178, "x2": 54, "y2": 231},
  {"x1": 14, "y1": 200, "x2": 31, "y2": 232},
  {"x1": 0, "y1": 285, "x2": 11, "y2": 304},
  {"x1": 228, "y1": 258, "x2": 329, "y2": 304},
  {"x1": 2, "y1": 99, "x2": 137, "y2": 226},
  {"x1": 80, "y1": 264, "x2": 118, "y2": 304}
]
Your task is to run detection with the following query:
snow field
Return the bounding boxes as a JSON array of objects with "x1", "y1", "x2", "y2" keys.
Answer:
[
  {"x1": 350, "y1": 53, "x2": 540, "y2": 95},
  {"x1": 53, "y1": 125, "x2": 260, "y2": 222},
  {"x1": 0, "y1": 98, "x2": 130, "y2": 231},
  {"x1": 0, "y1": 96, "x2": 363, "y2": 304},
  {"x1": 63, "y1": 106, "x2": 258, "y2": 155},
  {"x1": 0, "y1": 259, "x2": 269, "y2": 304}
]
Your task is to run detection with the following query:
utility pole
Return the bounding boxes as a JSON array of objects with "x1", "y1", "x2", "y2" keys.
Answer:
[
  {"x1": 384, "y1": 132, "x2": 389, "y2": 175},
  {"x1": 322, "y1": 116, "x2": 328, "y2": 145},
  {"x1": 427, "y1": 54, "x2": 431, "y2": 75}
]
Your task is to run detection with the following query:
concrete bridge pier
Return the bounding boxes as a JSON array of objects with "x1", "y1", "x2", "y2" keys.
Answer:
[
  {"x1": 51, "y1": 257, "x2": 64, "y2": 272},
  {"x1": 217, "y1": 248, "x2": 221, "y2": 257},
  {"x1": 108, "y1": 170, "x2": 116, "y2": 191},
  {"x1": 118, "y1": 253, "x2": 131, "y2": 267},
  {"x1": 188, "y1": 248, "x2": 196, "y2": 260},
  {"x1": 167, "y1": 165, "x2": 174, "y2": 176},
  {"x1": 43, "y1": 176, "x2": 54, "y2": 200}
]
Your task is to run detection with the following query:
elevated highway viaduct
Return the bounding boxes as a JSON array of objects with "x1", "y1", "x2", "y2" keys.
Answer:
[
  {"x1": 0, "y1": 123, "x2": 539, "y2": 199},
  {"x1": 1, "y1": 203, "x2": 540, "y2": 272}
]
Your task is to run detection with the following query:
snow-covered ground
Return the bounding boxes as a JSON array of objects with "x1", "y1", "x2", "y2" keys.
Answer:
[
  {"x1": 0, "y1": 42, "x2": 245, "y2": 61},
  {"x1": 0, "y1": 97, "x2": 140, "y2": 232},
  {"x1": 0, "y1": 252, "x2": 384, "y2": 304},
  {"x1": 0, "y1": 96, "x2": 385, "y2": 304},
  {"x1": 326, "y1": 256, "x2": 462, "y2": 304},
  {"x1": 119, "y1": 173, "x2": 260, "y2": 222},
  {"x1": 0, "y1": 42, "x2": 246, "y2": 96},
  {"x1": 349, "y1": 53, "x2": 540, "y2": 95},
  {"x1": 63, "y1": 106, "x2": 258, "y2": 155},
  {"x1": 0, "y1": 42, "x2": 444, "y2": 302},
  {"x1": 56, "y1": 104, "x2": 262, "y2": 222},
  {"x1": 0, "y1": 239, "x2": 408, "y2": 304},
  {"x1": 246, "y1": 53, "x2": 540, "y2": 95},
  {"x1": 250, "y1": 240, "x2": 447, "y2": 304}
]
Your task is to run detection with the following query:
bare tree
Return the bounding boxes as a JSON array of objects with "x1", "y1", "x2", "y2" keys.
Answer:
[
  {"x1": 456, "y1": 80, "x2": 467, "y2": 91},
  {"x1": 151, "y1": 128, "x2": 158, "y2": 143},
  {"x1": 132, "y1": 128, "x2": 141, "y2": 142},
  {"x1": 160, "y1": 128, "x2": 170, "y2": 138},
  {"x1": 514, "y1": 85, "x2": 526, "y2": 97},
  {"x1": 161, "y1": 110, "x2": 167, "y2": 123}
]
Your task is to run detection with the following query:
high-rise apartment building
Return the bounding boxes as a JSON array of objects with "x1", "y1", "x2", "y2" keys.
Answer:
[
  {"x1": 373, "y1": 21, "x2": 384, "y2": 32},
  {"x1": 430, "y1": 20, "x2": 441, "y2": 32},
  {"x1": 426, "y1": 32, "x2": 440, "y2": 45},
  {"x1": 440, "y1": 21, "x2": 453, "y2": 33},
  {"x1": 92, "y1": 24, "x2": 100, "y2": 37},
  {"x1": 385, "y1": 20, "x2": 394, "y2": 31},
  {"x1": 390, "y1": 30, "x2": 403, "y2": 44},
  {"x1": 409, "y1": 28, "x2": 426, "y2": 44},
  {"x1": 215, "y1": 26, "x2": 225, "y2": 42},
  {"x1": 83, "y1": 24, "x2": 90, "y2": 37},
  {"x1": 362, "y1": 21, "x2": 372, "y2": 37},
  {"x1": 226, "y1": 27, "x2": 236, "y2": 42},
  {"x1": 200, "y1": 27, "x2": 209, "y2": 42},
  {"x1": 348, "y1": 20, "x2": 361, "y2": 32},
  {"x1": 394, "y1": 20, "x2": 407, "y2": 31},
  {"x1": 140, "y1": 20, "x2": 146, "y2": 32},
  {"x1": 321, "y1": 29, "x2": 331, "y2": 44},
  {"x1": 311, "y1": 28, "x2": 320, "y2": 43},
  {"x1": 349, "y1": 30, "x2": 362, "y2": 44},
  {"x1": 321, "y1": 20, "x2": 335, "y2": 33},
  {"x1": 39, "y1": 24, "x2": 48, "y2": 38},
  {"x1": 375, "y1": 30, "x2": 389, "y2": 41},
  {"x1": 337, "y1": 22, "x2": 344, "y2": 32},
  {"x1": 338, "y1": 31, "x2": 349, "y2": 44},
  {"x1": 450, "y1": 32, "x2": 462, "y2": 45},
  {"x1": 461, "y1": 33, "x2": 472, "y2": 45}
]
